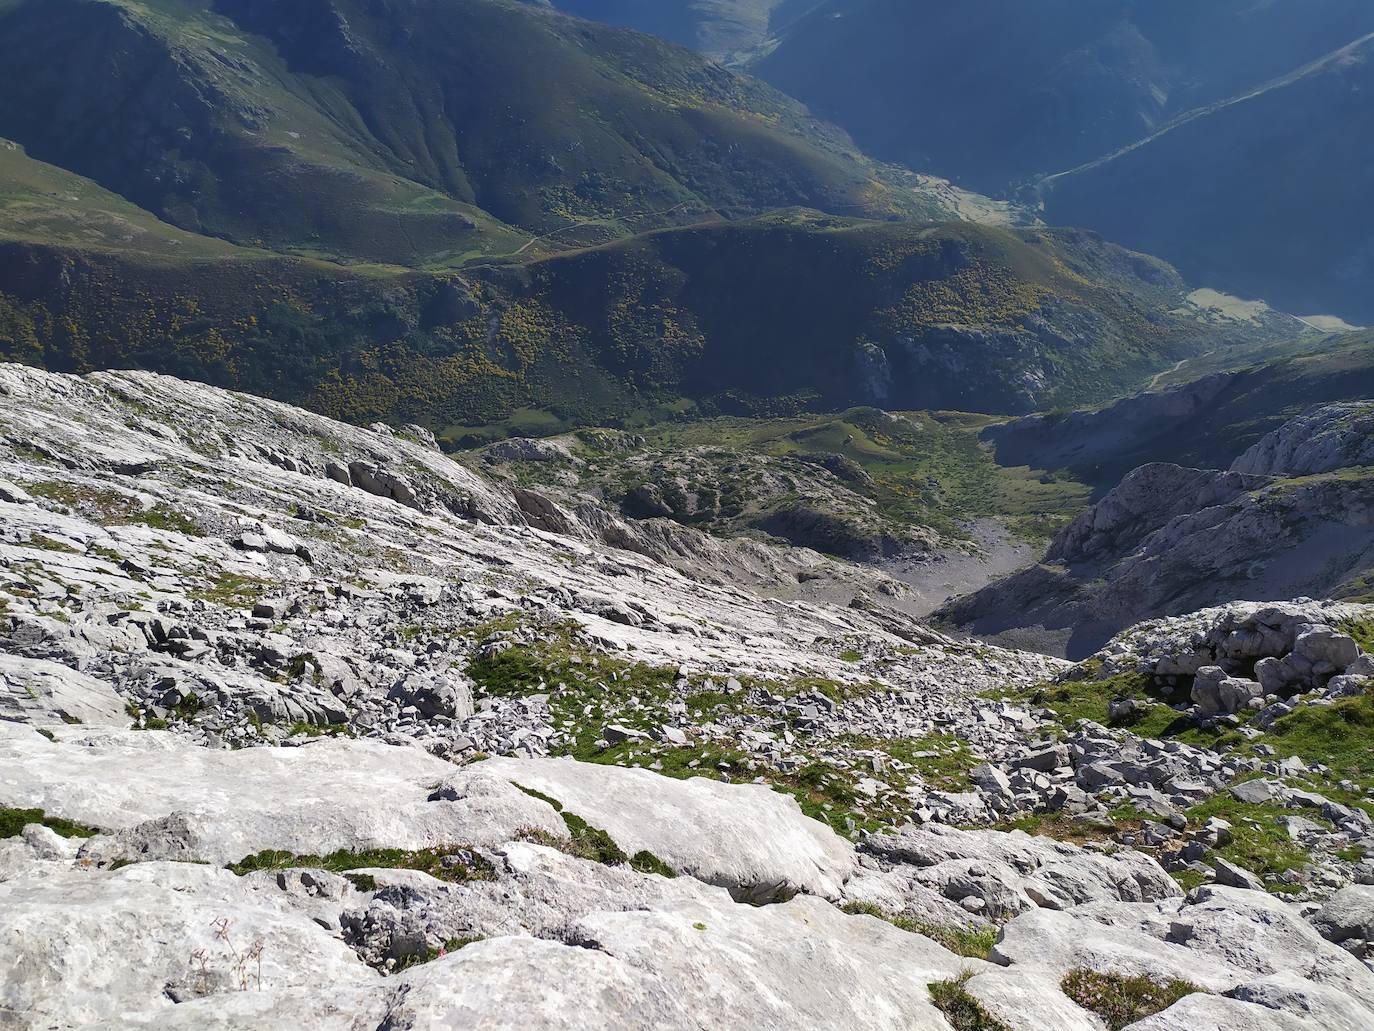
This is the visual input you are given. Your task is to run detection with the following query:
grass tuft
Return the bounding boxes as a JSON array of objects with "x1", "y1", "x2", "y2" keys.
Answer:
[
  {"x1": 1061, "y1": 969, "x2": 1204, "y2": 1030},
  {"x1": 928, "y1": 971, "x2": 1011, "y2": 1031},
  {"x1": 841, "y1": 901, "x2": 997, "y2": 959},
  {"x1": 227, "y1": 847, "x2": 495, "y2": 884},
  {"x1": 0, "y1": 806, "x2": 98, "y2": 840}
]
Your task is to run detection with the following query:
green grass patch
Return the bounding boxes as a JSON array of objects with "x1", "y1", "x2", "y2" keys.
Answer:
[
  {"x1": 0, "y1": 806, "x2": 98, "y2": 839},
  {"x1": 841, "y1": 902, "x2": 997, "y2": 959},
  {"x1": 994, "y1": 812, "x2": 1119, "y2": 847},
  {"x1": 128, "y1": 506, "x2": 204, "y2": 537},
  {"x1": 191, "y1": 571, "x2": 271, "y2": 609},
  {"x1": 993, "y1": 671, "x2": 1236, "y2": 750},
  {"x1": 467, "y1": 624, "x2": 858, "y2": 760},
  {"x1": 1061, "y1": 969, "x2": 1204, "y2": 1030},
  {"x1": 25, "y1": 533, "x2": 80, "y2": 554},
  {"x1": 1339, "y1": 617, "x2": 1374, "y2": 654},
  {"x1": 1181, "y1": 796, "x2": 1322, "y2": 890},
  {"x1": 835, "y1": 733, "x2": 983, "y2": 793},
  {"x1": 227, "y1": 847, "x2": 495, "y2": 884},
  {"x1": 1249, "y1": 692, "x2": 1374, "y2": 799},
  {"x1": 929, "y1": 971, "x2": 1011, "y2": 1031},
  {"x1": 284, "y1": 720, "x2": 355, "y2": 739}
]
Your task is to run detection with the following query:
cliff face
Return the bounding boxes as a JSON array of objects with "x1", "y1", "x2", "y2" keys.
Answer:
[
  {"x1": 941, "y1": 402, "x2": 1374, "y2": 659},
  {"x1": 1230, "y1": 401, "x2": 1374, "y2": 478}
]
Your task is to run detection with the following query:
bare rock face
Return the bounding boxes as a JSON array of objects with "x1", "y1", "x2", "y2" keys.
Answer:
[
  {"x1": 0, "y1": 724, "x2": 568, "y2": 865},
  {"x1": 1046, "y1": 463, "x2": 1266, "y2": 568},
  {"x1": 941, "y1": 399, "x2": 1374, "y2": 657},
  {"x1": 857, "y1": 824, "x2": 1180, "y2": 920},
  {"x1": 0, "y1": 654, "x2": 128, "y2": 726},
  {"x1": 480, "y1": 757, "x2": 857, "y2": 903},
  {"x1": 1231, "y1": 401, "x2": 1374, "y2": 478}
]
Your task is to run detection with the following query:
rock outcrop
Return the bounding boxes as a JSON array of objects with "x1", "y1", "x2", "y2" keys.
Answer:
[{"x1": 940, "y1": 401, "x2": 1374, "y2": 657}]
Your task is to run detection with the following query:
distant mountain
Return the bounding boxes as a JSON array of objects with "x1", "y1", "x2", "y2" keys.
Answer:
[
  {"x1": 0, "y1": 0, "x2": 936, "y2": 268},
  {"x1": 745, "y1": 0, "x2": 1374, "y2": 320},
  {"x1": 751, "y1": 0, "x2": 1374, "y2": 193},
  {"x1": 1040, "y1": 32, "x2": 1374, "y2": 323}
]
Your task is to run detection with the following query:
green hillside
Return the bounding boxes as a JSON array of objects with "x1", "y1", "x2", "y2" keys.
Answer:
[
  {"x1": 0, "y1": 212, "x2": 1289, "y2": 436},
  {"x1": 0, "y1": 0, "x2": 1306, "y2": 438},
  {"x1": 0, "y1": 142, "x2": 256, "y2": 260},
  {"x1": 0, "y1": 0, "x2": 932, "y2": 268}
]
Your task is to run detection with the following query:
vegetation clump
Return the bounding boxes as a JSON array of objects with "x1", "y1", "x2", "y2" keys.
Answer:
[
  {"x1": 1061, "y1": 969, "x2": 1203, "y2": 1030},
  {"x1": 1175, "y1": 795, "x2": 1323, "y2": 892},
  {"x1": 513, "y1": 784, "x2": 678, "y2": 877},
  {"x1": 391, "y1": 936, "x2": 484, "y2": 973},
  {"x1": 928, "y1": 971, "x2": 1011, "y2": 1031},
  {"x1": 841, "y1": 901, "x2": 998, "y2": 959},
  {"x1": 0, "y1": 805, "x2": 98, "y2": 840},
  {"x1": 226, "y1": 846, "x2": 495, "y2": 884}
]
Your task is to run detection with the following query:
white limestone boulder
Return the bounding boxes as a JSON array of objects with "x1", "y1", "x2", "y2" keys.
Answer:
[
  {"x1": 0, "y1": 724, "x2": 564, "y2": 864},
  {"x1": 475, "y1": 756, "x2": 857, "y2": 902}
]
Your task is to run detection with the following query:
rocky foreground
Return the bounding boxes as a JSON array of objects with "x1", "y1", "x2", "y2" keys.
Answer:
[{"x1": 2, "y1": 364, "x2": 1374, "y2": 1029}]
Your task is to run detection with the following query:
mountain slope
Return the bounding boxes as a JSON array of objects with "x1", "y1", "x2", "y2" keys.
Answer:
[
  {"x1": 0, "y1": 141, "x2": 253, "y2": 260},
  {"x1": 0, "y1": 0, "x2": 936, "y2": 268},
  {"x1": 941, "y1": 337, "x2": 1374, "y2": 656},
  {"x1": 0, "y1": 213, "x2": 1291, "y2": 435},
  {"x1": 3, "y1": 364, "x2": 1374, "y2": 1030}
]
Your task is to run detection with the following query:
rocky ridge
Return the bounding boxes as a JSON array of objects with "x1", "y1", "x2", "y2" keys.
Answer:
[
  {"x1": 941, "y1": 400, "x2": 1374, "y2": 657},
  {"x1": 2, "y1": 364, "x2": 1373, "y2": 1028}
]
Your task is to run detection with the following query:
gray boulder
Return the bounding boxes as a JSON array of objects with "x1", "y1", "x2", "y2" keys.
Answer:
[
  {"x1": 1312, "y1": 884, "x2": 1374, "y2": 947},
  {"x1": 1192, "y1": 666, "x2": 1264, "y2": 715},
  {"x1": 1214, "y1": 857, "x2": 1265, "y2": 891}
]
